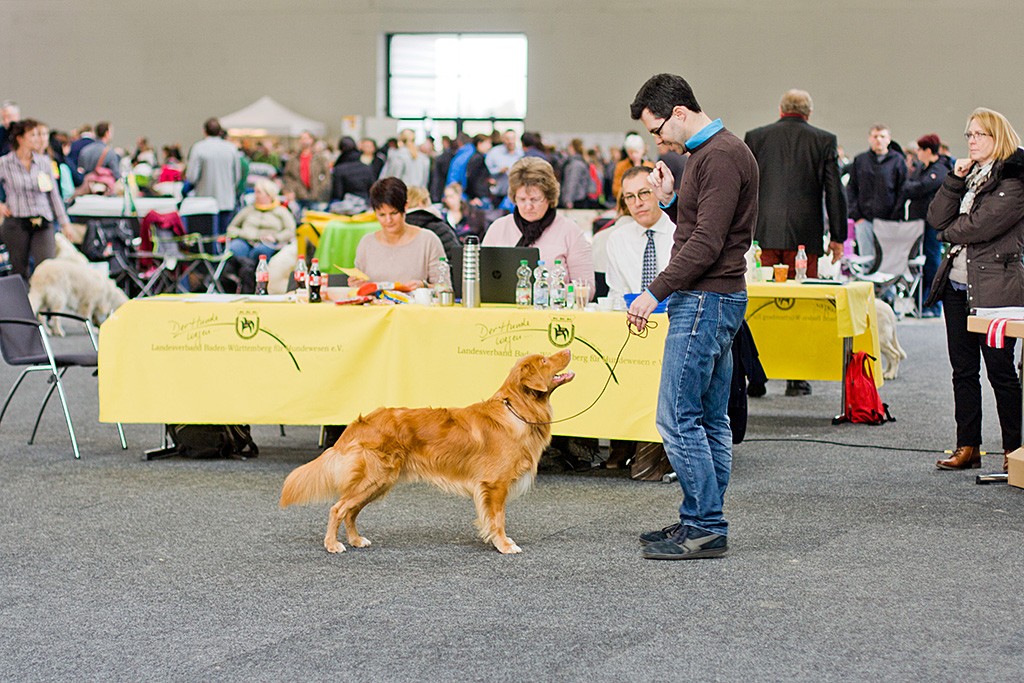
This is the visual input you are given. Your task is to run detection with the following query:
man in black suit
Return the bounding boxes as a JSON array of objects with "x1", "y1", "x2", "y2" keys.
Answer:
[{"x1": 744, "y1": 89, "x2": 847, "y2": 396}]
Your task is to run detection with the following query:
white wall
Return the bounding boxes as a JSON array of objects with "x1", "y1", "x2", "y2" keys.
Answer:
[{"x1": 3, "y1": 0, "x2": 1022, "y2": 157}]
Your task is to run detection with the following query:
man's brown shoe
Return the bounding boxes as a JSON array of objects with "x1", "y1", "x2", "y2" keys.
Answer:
[{"x1": 936, "y1": 446, "x2": 981, "y2": 470}]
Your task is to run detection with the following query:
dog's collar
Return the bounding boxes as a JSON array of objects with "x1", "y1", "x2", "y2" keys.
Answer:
[{"x1": 503, "y1": 398, "x2": 550, "y2": 426}]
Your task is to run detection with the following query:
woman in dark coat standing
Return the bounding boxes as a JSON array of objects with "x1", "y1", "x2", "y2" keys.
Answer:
[{"x1": 928, "y1": 108, "x2": 1024, "y2": 473}]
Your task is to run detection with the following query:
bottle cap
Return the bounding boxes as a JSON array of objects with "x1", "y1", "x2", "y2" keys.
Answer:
[
  {"x1": 798, "y1": 244, "x2": 805, "y2": 250},
  {"x1": 259, "y1": 254, "x2": 267, "y2": 260}
]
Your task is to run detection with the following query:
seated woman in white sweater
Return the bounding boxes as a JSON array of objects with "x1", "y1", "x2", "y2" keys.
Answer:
[{"x1": 351, "y1": 177, "x2": 444, "y2": 288}]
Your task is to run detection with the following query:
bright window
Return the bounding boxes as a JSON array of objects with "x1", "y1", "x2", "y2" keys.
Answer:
[{"x1": 387, "y1": 33, "x2": 528, "y2": 124}]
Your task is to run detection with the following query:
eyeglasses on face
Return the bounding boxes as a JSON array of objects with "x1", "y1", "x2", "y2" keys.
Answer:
[
  {"x1": 622, "y1": 189, "x2": 654, "y2": 204},
  {"x1": 514, "y1": 195, "x2": 548, "y2": 207},
  {"x1": 649, "y1": 118, "x2": 668, "y2": 138},
  {"x1": 964, "y1": 131, "x2": 991, "y2": 141}
]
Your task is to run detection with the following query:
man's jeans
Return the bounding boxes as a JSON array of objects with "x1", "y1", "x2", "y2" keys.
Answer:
[
  {"x1": 854, "y1": 219, "x2": 875, "y2": 258},
  {"x1": 656, "y1": 290, "x2": 747, "y2": 536}
]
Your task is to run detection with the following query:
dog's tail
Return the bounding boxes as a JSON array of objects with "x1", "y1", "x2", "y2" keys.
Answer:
[{"x1": 279, "y1": 446, "x2": 346, "y2": 508}]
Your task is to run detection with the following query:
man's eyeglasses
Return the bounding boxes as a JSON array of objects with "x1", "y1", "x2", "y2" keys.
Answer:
[
  {"x1": 964, "y1": 132, "x2": 991, "y2": 141},
  {"x1": 649, "y1": 118, "x2": 668, "y2": 138},
  {"x1": 622, "y1": 189, "x2": 654, "y2": 204}
]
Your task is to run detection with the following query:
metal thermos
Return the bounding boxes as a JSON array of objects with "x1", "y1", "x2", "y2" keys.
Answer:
[{"x1": 462, "y1": 236, "x2": 481, "y2": 308}]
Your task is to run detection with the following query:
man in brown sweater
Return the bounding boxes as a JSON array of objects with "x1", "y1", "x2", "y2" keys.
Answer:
[{"x1": 627, "y1": 73, "x2": 758, "y2": 561}]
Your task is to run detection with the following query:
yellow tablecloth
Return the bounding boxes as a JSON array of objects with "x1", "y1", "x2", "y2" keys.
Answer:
[
  {"x1": 746, "y1": 281, "x2": 881, "y2": 383},
  {"x1": 98, "y1": 300, "x2": 668, "y2": 441},
  {"x1": 314, "y1": 220, "x2": 380, "y2": 274}
]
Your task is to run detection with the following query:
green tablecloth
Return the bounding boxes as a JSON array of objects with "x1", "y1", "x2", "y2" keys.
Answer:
[{"x1": 314, "y1": 220, "x2": 380, "y2": 273}]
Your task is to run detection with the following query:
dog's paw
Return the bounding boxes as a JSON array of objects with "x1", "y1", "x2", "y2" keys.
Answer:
[
  {"x1": 324, "y1": 540, "x2": 347, "y2": 554},
  {"x1": 348, "y1": 536, "x2": 372, "y2": 548},
  {"x1": 495, "y1": 538, "x2": 522, "y2": 554}
]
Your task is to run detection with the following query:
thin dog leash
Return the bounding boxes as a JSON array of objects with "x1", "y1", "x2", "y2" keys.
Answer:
[{"x1": 503, "y1": 317, "x2": 657, "y2": 426}]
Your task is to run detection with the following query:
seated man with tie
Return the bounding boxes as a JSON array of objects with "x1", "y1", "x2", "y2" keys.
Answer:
[
  {"x1": 605, "y1": 165, "x2": 675, "y2": 306},
  {"x1": 602, "y1": 165, "x2": 675, "y2": 469}
]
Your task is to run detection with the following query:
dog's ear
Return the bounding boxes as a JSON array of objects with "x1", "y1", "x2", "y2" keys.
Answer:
[{"x1": 519, "y1": 360, "x2": 551, "y2": 393}]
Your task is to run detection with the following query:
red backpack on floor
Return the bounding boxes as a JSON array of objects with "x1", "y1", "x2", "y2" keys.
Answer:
[{"x1": 833, "y1": 352, "x2": 895, "y2": 425}]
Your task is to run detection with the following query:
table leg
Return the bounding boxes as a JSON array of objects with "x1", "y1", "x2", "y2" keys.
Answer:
[{"x1": 835, "y1": 336, "x2": 853, "y2": 421}]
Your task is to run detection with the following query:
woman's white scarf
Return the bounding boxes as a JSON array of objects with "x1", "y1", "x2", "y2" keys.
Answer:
[{"x1": 960, "y1": 160, "x2": 995, "y2": 215}]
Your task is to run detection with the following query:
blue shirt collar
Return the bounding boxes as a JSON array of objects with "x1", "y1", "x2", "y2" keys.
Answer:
[{"x1": 685, "y1": 118, "x2": 724, "y2": 151}]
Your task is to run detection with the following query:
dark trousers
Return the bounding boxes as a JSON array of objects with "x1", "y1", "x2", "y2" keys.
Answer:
[
  {"x1": 759, "y1": 248, "x2": 820, "y2": 279},
  {"x1": 1, "y1": 217, "x2": 56, "y2": 279},
  {"x1": 942, "y1": 285, "x2": 1022, "y2": 450},
  {"x1": 921, "y1": 224, "x2": 942, "y2": 308}
]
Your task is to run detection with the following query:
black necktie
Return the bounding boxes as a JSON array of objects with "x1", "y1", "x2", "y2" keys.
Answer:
[{"x1": 641, "y1": 229, "x2": 657, "y2": 291}]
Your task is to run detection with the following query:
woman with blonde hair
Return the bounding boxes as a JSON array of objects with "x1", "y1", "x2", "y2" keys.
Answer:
[
  {"x1": 482, "y1": 156, "x2": 594, "y2": 294},
  {"x1": 225, "y1": 178, "x2": 296, "y2": 261},
  {"x1": 380, "y1": 128, "x2": 430, "y2": 188},
  {"x1": 929, "y1": 108, "x2": 1024, "y2": 473}
]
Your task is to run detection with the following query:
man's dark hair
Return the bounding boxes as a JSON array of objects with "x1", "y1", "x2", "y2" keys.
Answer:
[
  {"x1": 204, "y1": 118, "x2": 222, "y2": 137},
  {"x1": 521, "y1": 131, "x2": 540, "y2": 149},
  {"x1": 621, "y1": 164, "x2": 651, "y2": 186},
  {"x1": 95, "y1": 121, "x2": 111, "y2": 139},
  {"x1": 630, "y1": 73, "x2": 702, "y2": 120},
  {"x1": 338, "y1": 136, "x2": 358, "y2": 155},
  {"x1": 369, "y1": 176, "x2": 408, "y2": 211},
  {"x1": 473, "y1": 134, "x2": 489, "y2": 147}
]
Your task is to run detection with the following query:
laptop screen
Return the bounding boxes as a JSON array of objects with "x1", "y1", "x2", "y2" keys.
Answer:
[{"x1": 477, "y1": 246, "x2": 541, "y2": 304}]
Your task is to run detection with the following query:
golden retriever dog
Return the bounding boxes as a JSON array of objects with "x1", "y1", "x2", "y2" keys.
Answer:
[
  {"x1": 28, "y1": 259, "x2": 128, "y2": 336},
  {"x1": 875, "y1": 298, "x2": 907, "y2": 380},
  {"x1": 280, "y1": 349, "x2": 575, "y2": 555}
]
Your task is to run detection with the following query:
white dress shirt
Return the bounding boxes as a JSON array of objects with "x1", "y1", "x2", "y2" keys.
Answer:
[{"x1": 604, "y1": 211, "x2": 675, "y2": 300}]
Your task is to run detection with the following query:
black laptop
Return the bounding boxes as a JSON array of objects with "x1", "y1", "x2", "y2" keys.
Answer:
[{"x1": 477, "y1": 246, "x2": 541, "y2": 304}]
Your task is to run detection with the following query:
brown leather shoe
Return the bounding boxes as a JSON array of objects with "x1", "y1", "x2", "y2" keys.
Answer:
[{"x1": 936, "y1": 446, "x2": 981, "y2": 470}]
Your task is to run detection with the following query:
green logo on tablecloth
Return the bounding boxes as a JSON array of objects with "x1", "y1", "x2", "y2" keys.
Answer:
[
  {"x1": 235, "y1": 313, "x2": 260, "y2": 339},
  {"x1": 547, "y1": 318, "x2": 575, "y2": 348}
]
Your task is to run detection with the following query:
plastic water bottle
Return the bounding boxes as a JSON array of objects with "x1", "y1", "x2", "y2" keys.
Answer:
[
  {"x1": 795, "y1": 244, "x2": 808, "y2": 281},
  {"x1": 566, "y1": 281, "x2": 576, "y2": 309},
  {"x1": 550, "y1": 259, "x2": 567, "y2": 309},
  {"x1": 752, "y1": 240, "x2": 763, "y2": 281},
  {"x1": 433, "y1": 256, "x2": 454, "y2": 306},
  {"x1": 308, "y1": 258, "x2": 322, "y2": 303},
  {"x1": 532, "y1": 260, "x2": 550, "y2": 309},
  {"x1": 515, "y1": 259, "x2": 532, "y2": 307},
  {"x1": 293, "y1": 257, "x2": 308, "y2": 301},
  {"x1": 255, "y1": 255, "x2": 269, "y2": 295}
]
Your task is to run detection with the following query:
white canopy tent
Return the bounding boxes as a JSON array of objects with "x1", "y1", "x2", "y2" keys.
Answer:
[{"x1": 219, "y1": 96, "x2": 325, "y2": 138}]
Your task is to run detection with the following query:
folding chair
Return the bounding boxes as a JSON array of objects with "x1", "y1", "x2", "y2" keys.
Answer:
[
  {"x1": 0, "y1": 276, "x2": 127, "y2": 459},
  {"x1": 138, "y1": 229, "x2": 233, "y2": 296},
  {"x1": 849, "y1": 219, "x2": 926, "y2": 317}
]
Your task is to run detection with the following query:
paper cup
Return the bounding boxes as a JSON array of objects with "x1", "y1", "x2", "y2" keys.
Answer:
[
  {"x1": 773, "y1": 264, "x2": 789, "y2": 282},
  {"x1": 412, "y1": 288, "x2": 433, "y2": 305}
]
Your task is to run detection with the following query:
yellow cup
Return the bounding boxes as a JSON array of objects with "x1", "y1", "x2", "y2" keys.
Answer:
[{"x1": 773, "y1": 264, "x2": 789, "y2": 282}]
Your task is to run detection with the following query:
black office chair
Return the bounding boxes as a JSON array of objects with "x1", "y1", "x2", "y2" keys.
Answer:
[{"x1": 0, "y1": 276, "x2": 127, "y2": 459}]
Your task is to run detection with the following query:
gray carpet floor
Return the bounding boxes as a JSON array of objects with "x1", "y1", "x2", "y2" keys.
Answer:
[{"x1": 1, "y1": 317, "x2": 1022, "y2": 682}]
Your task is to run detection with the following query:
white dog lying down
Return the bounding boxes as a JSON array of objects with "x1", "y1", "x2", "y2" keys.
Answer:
[
  {"x1": 874, "y1": 298, "x2": 907, "y2": 380},
  {"x1": 29, "y1": 259, "x2": 128, "y2": 336}
]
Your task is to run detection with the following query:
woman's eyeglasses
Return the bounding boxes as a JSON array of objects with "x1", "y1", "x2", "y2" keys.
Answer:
[{"x1": 964, "y1": 132, "x2": 991, "y2": 141}]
